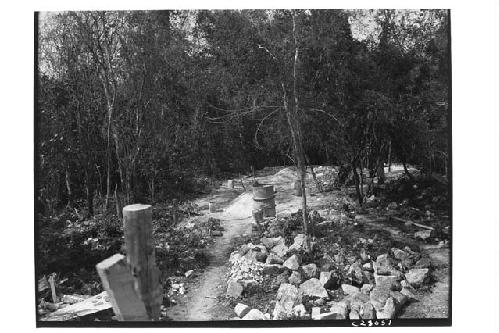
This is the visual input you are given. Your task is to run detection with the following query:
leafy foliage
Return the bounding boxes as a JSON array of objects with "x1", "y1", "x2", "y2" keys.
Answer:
[{"x1": 37, "y1": 9, "x2": 449, "y2": 215}]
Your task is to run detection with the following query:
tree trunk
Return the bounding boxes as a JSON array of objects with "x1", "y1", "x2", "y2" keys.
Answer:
[
  {"x1": 377, "y1": 158, "x2": 385, "y2": 185},
  {"x1": 402, "y1": 160, "x2": 414, "y2": 182},
  {"x1": 85, "y1": 169, "x2": 94, "y2": 217},
  {"x1": 291, "y1": 12, "x2": 310, "y2": 248},
  {"x1": 359, "y1": 161, "x2": 364, "y2": 199},
  {"x1": 283, "y1": 83, "x2": 309, "y2": 247},
  {"x1": 150, "y1": 177, "x2": 155, "y2": 203},
  {"x1": 114, "y1": 185, "x2": 122, "y2": 219},
  {"x1": 352, "y1": 161, "x2": 363, "y2": 205},
  {"x1": 387, "y1": 140, "x2": 392, "y2": 172},
  {"x1": 65, "y1": 167, "x2": 72, "y2": 207}
]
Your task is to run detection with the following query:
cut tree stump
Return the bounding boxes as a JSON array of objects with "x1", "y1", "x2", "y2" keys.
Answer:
[
  {"x1": 96, "y1": 254, "x2": 149, "y2": 321},
  {"x1": 123, "y1": 204, "x2": 163, "y2": 321}
]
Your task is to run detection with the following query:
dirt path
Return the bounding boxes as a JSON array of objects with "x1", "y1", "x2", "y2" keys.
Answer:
[{"x1": 166, "y1": 168, "x2": 304, "y2": 321}]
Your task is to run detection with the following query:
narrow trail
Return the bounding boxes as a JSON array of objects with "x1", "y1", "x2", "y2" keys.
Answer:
[
  {"x1": 166, "y1": 192, "x2": 254, "y2": 320},
  {"x1": 166, "y1": 168, "x2": 307, "y2": 320}
]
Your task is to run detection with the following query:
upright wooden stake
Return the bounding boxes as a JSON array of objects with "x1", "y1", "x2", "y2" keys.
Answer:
[
  {"x1": 123, "y1": 204, "x2": 162, "y2": 320},
  {"x1": 96, "y1": 254, "x2": 149, "y2": 321},
  {"x1": 48, "y1": 274, "x2": 58, "y2": 303}
]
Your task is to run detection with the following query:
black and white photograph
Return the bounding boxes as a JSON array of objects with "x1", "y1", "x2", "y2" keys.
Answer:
[
  {"x1": 15, "y1": 1, "x2": 496, "y2": 330},
  {"x1": 35, "y1": 8, "x2": 451, "y2": 326}
]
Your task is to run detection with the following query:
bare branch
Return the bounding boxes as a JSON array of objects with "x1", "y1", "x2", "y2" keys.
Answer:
[{"x1": 253, "y1": 107, "x2": 282, "y2": 149}]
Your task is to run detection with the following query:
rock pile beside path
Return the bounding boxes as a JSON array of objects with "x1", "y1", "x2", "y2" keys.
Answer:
[{"x1": 227, "y1": 233, "x2": 435, "y2": 320}]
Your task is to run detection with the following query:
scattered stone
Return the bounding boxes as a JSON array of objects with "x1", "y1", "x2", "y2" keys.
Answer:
[
  {"x1": 376, "y1": 254, "x2": 395, "y2": 275},
  {"x1": 232, "y1": 316, "x2": 241, "y2": 320},
  {"x1": 400, "y1": 257, "x2": 416, "y2": 270},
  {"x1": 328, "y1": 301, "x2": 348, "y2": 319},
  {"x1": 234, "y1": 303, "x2": 251, "y2": 318},
  {"x1": 319, "y1": 271, "x2": 339, "y2": 290},
  {"x1": 289, "y1": 234, "x2": 307, "y2": 252},
  {"x1": 243, "y1": 249, "x2": 260, "y2": 262},
  {"x1": 242, "y1": 309, "x2": 267, "y2": 320},
  {"x1": 313, "y1": 298, "x2": 325, "y2": 306},
  {"x1": 255, "y1": 252, "x2": 267, "y2": 263},
  {"x1": 360, "y1": 249, "x2": 370, "y2": 263},
  {"x1": 405, "y1": 268, "x2": 430, "y2": 288},
  {"x1": 284, "y1": 255, "x2": 300, "y2": 271},
  {"x1": 293, "y1": 304, "x2": 307, "y2": 317},
  {"x1": 343, "y1": 291, "x2": 370, "y2": 305},
  {"x1": 272, "y1": 284, "x2": 302, "y2": 320},
  {"x1": 374, "y1": 273, "x2": 402, "y2": 291},
  {"x1": 266, "y1": 254, "x2": 284, "y2": 265},
  {"x1": 276, "y1": 270, "x2": 290, "y2": 285},
  {"x1": 361, "y1": 284, "x2": 374, "y2": 294},
  {"x1": 311, "y1": 307, "x2": 321, "y2": 320},
  {"x1": 400, "y1": 286, "x2": 417, "y2": 299},
  {"x1": 347, "y1": 262, "x2": 365, "y2": 285},
  {"x1": 229, "y1": 252, "x2": 241, "y2": 265},
  {"x1": 261, "y1": 237, "x2": 282, "y2": 250},
  {"x1": 271, "y1": 242, "x2": 289, "y2": 258},
  {"x1": 389, "y1": 291, "x2": 409, "y2": 311},
  {"x1": 318, "y1": 254, "x2": 335, "y2": 272},
  {"x1": 241, "y1": 279, "x2": 259, "y2": 294},
  {"x1": 262, "y1": 264, "x2": 282, "y2": 276},
  {"x1": 302, "y1": 263, "x2": 318, "y2": 279},
  {"x1": 369, "y1": 287, "x2": 390, "y2": 311},
  {"x1": 288, "y1": 271, "x2": 303, "y2": 286},
  {"x1": 238, "y1": 245, "x2": 250, "y2": 256},
  {"x1": 414, "y1": 257, "x2": 431, "y2": 269},
  {"x1": 414, "y1": 230, "x2": 433, "y2": 241},
  {"x1": 264, "y1": 313, "x2": 271, "y2": 320},
  {"x1": 300, "y1": 278, "x2": 329, "y2": 299},
  {"x1": 362, "y1": 262, "x2": 373, "y2": 271},
  {"x1": 392, "y1": 248, "x2": 409, "y2": 261},
  {"x1": 376, "y1": 297, "x2": 397, "y2": 319},
  {"x1": 341, "y1": 284, "x2": 360, "y2": 295},
  {"x1": 349, "y1": 309, "x2": 360, "y2": 320},
  {"x1": 360, "y1": 302, "x2": 376, "y2": 319},
  {"x1": 226, "y1": 280, "x2": 243, "y2": 298}
]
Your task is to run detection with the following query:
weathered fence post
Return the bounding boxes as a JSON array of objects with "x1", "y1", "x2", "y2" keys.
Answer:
[
  {"x1": 123, "y1": 204, "x2": 162, "y2": 320},
  {"x1": 96, "y1": 254, "x2": 149, "y2": 321}
]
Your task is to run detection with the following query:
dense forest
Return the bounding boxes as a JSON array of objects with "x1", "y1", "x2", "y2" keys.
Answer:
[{"x1": 37, "y1": 9, "x2": 449, "y2": 219}]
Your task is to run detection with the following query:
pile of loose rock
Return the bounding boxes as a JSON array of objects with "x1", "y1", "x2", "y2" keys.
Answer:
[{"x1": 227, "y1": 233, "x2": 433, "y2": 320}]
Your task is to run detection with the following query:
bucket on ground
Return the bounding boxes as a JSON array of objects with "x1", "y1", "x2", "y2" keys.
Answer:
[
  {"x1": 252, "y1": 183, "x2": 276, "y2": 218},
  {"x1": 208, "y1": 202, "x2": 217, "y2": 213},
  {"x1": 228, "y1": 180, "x2": 234, "y2": 189}
]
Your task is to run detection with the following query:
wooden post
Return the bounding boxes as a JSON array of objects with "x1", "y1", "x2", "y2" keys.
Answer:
[
  {"x1": 123, "y1": 204, "x2": 162, "y2": 320},
  {"x1": 48, "y1": 274, "x2": 58, "y2": 303},
  {"x1": 96, "y1": 254, "x2": 149, "y2": 321}
]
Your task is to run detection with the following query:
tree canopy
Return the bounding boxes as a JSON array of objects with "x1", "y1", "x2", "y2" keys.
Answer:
[{"x1": 37, "y1": 9, "x2": 450, "y2": 215}]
